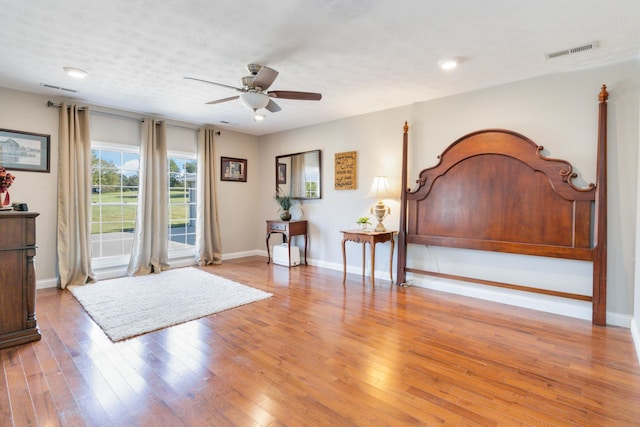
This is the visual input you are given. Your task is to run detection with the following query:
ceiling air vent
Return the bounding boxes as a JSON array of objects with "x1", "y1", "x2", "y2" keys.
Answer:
[
  {"x1": 545, "y1": 41, "x2": 599, "y2": 59},
  {"x1": 40, "y1": 83, "x2": 77, "y2": 93}
]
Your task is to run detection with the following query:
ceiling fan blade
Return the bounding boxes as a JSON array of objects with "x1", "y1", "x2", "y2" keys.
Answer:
[
  {"x1": 269, "y1": 91, "x2": 322, "y2": 101},
  {"x1": 206, "y1": 95, "x2": 239, "y2": 105},
  {"x1": 252, "y1": 66, "x2": 279, "y2": 90},
  {"x1": 184, "y1": 76, "x2": 241, "y2": 92},
  {"x1": 265, "y1": 99, "x2": 282, "y2": 113}
]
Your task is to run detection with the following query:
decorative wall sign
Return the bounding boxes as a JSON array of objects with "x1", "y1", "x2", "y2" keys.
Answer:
[
  {"x1": 334, "y1": 151, "x2": 357, "y2": 190},
  {"x1": 0, "y1": 128, "x2": 50, "y2": 173}
]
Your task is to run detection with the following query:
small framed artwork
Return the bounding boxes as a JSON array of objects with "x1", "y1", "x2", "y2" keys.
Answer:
[
  {"x1": 221, "y1": 156, "x2": 247, "y2": 182},
  {"x1": 277, "y1": 163, "x2": 287, "y2": 184},
  {"x1": 0, "y1": 128, "x2": 51, "y2": 173}
]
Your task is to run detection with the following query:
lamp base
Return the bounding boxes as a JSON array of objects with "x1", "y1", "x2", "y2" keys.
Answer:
[
  {"x1": 373, "y1": 221, "x2": 387, "y2": 232},
  {"x1": 370, "y1": 200, "x2": 390, "y2": 233}
]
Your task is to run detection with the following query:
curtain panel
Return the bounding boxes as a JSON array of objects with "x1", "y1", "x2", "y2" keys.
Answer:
[
  {"x1": 127, "y1": 119, "x2": 170, "y2": 276},
  {"x1": 57, "y1": 103, "x2": 95, "y2": 288},
  {"x1": 195, "y1": 128, "x2": 223, "y2": 265}
]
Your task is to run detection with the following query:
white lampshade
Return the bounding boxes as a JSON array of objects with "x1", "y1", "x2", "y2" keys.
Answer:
[
  {"x1": 366, "y1": 176, "x2": 398, "y2": 200},
  {"x1": 239, "y1": 92, "x2": 269, "y2": 110}
]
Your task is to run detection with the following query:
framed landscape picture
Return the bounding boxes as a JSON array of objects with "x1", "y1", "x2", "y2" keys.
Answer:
[
  {"x1": 0, "y1": 128, "x2": 50, "y2": 172},
  {"x1": 221, "y1": 157, "x2": 247, "y2": 182}
]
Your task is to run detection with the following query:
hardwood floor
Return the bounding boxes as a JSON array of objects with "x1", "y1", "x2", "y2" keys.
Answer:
[{"x1": 2, "y1": 256, "x2": 639, "y2": 426}]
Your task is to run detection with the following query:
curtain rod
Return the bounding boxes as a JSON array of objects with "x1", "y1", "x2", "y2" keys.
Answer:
[{"x1": 46, "y1": 100, "x2": 206, "y2": 132}]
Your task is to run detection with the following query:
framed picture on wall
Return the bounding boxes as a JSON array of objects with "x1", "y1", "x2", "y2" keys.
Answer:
[
  {"x1": 277, "y1": 163, "x2": 286, "y2": 184},
  {"x1": 221, "y1": 157, "x2": 247, "y2": 182},
  {"x1": 0, "y1": 128, "x2": 51, "y2": 173}
]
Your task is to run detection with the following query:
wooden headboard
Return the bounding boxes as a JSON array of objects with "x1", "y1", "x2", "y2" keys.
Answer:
[{"x1": 397, "y1": 86, "x2": 608, "y2": 325}]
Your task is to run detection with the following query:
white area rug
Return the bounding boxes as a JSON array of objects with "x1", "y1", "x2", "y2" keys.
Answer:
[{"x1": 68, "y1": 267, "x2": 273, "y2": 341}]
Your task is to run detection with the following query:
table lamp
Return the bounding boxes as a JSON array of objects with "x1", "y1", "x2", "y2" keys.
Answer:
[{"x1": 366, "y1": 176, "x2": 397, "y2": 232}]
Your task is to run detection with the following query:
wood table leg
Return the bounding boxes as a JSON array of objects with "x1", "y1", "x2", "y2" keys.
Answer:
[
  {"x1": 266, "y1": 233, "x2": 271, "y2": 263},
  {"x1": 361, "y1": 242, "x2": 366, "y2": 279},
  {"x1": 342, "y1": 238, "x2": 347, "y2": 283},
  {"x1": 371, "y1": 241, "x2": 376, "y2": 285},
  {"x1": 304, "y1": 233, "x2": 308, "y2": 265},
  {"x1": 389, "y1": 235, "x2": 395, "y2": 283}
]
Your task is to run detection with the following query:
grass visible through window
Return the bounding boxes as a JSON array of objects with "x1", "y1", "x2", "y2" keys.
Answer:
[{"x1": 91, "y1": 190, "x2": 191, "y2": 234}]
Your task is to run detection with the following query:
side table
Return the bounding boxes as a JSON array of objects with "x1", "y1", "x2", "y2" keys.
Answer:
[
  {"x1": 340, "y1": 229, "x2": 396, "y2": 285},
  {"x1": 266, "y1": 220, "x2": 308, "y2": 267}
]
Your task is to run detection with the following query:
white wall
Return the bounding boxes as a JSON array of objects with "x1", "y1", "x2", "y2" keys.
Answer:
[
  {"x1": 633, "y1": 89, "x2": 640, "y2": 363},
  {"x1": 0, "y1": 87, "x2": 261, "y2": 286},
  {"x1": 214, "y1": 129, "x2": 263, "y2": 256},
  {"x1": 258, "y1": 59, "x2": 640, "y2": 327},
  {"x1": 0, "y1": 88, "x2": 60, "y2": 287},
  {"x1": 258, "y1": 109, "x2": 407, "y2": 275}
]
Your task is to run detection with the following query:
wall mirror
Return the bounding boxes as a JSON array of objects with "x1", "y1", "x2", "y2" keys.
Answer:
[{"x1": 275, "y1": 149, "x2": 321, "y2": 199}]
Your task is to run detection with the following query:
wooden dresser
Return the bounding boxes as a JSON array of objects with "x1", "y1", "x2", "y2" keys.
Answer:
[{"x1": 0, "y1": 211, "x2": 40, "y2": 349}]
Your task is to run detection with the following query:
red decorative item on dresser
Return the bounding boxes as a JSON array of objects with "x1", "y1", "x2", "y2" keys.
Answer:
[{"x1": 0, "y1": 166, "x2": 15, "y2": 206}]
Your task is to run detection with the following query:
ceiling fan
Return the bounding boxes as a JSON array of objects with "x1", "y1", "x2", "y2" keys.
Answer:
[{"x1": 185, "y1": 64, "x2": 322, "y2": 119}]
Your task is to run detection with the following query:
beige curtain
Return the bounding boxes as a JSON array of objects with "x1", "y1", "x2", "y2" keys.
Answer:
[
  {"x1": 57, "y1": 103, "x2": 95, "y2": 288},
  {"x1": 127, "y1": 119, "x2": 169, "y2": 276},
  {"x1": 195, "y1": 128, "x2": 223, "y2": 265},
  {"x1": 291, "y1": 154, "x2": 305, "y2": 197}
]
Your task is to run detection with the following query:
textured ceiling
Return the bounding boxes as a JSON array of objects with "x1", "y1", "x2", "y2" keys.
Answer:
[{"x1": 1, "y1": 0, "x2": 639, "y2": 136}]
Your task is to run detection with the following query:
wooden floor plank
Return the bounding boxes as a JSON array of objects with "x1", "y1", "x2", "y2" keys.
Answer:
[
  {"x1": 1, "y1": 256, "x2": 639, "y2": 426},
  {"x1": 20, "y1": 344, "x2": 62, "y2": 427},
  {"x1": 3, "y1": 347, "x2": 38, "y2": 426},
  {"x1": 0, "y1": 350, "x2": 15, "y2": 426}
]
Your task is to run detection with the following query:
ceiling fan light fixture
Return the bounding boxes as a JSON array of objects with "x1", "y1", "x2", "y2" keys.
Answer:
[
  {"x1": 63, "y1": 66, "x2": 88, "y2": 78},
  {"x1": 239, "y1": 92, "x2": 269, "y2": 111}
]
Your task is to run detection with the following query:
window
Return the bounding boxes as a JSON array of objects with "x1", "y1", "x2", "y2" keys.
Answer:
[
  {"x1": 91, "y1": 144, "x2": 197, "y2": 266},
  {"x1": 91, "y1": 144, "x2": 140, "y2": 264},
  {"x1": 168, "y1": 153, "x2": 197, "y2": 257},
  {"x1": 305, "y1": 166, "x2": 319, "y2": 198}
]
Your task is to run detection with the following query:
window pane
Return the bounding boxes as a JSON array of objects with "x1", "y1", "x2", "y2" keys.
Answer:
[
  {"x1": 92, "y1": 147, "x2": 197, "y2": 261},
  {"x1": 122, "y1": 188, "x2": 138, "y2": 204},
  {"x1": 91, "y1": 145, "x2": 139, "y2": 260},
  {"x1": 168, "y1": 154, "x2": 197, "y2": 253}
]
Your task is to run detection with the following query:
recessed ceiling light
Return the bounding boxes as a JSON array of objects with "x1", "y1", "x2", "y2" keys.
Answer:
[
  {"x1": 63, "y1": 66, "x2": 88, "y2": 78},
  {"x1": 254, "y1": 113, "x2": 265, "y2": 122},
  {"x1": 438, "y1": 58, "x2": 460, "y2": 70}
]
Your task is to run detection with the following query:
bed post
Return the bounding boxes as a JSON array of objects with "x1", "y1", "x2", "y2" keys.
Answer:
[
  {"x1": 396, "y1": 121, "x2": 409, "y2": 285},
  {"x1": 592, "y1": 85, "x2": 608, "y2": 325}
]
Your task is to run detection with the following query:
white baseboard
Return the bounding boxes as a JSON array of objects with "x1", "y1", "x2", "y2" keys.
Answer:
[
  {"x1": 631, "y1": 317, "x2": 640, "y2": 365},
  {"x1": 37, "y1": 256, "x2": 200, "y2": 289},
  {"x1": 36, "y1": 277, "x2": 58, "y2": 289},
  {"x1": 223, "y1": 249, "x2": 263, "y2": 260},
  {"x1": 407, "y1": 275, "x2": 630, "y2": 327},
  {"x1": 312, "y1": 258, "x2": 396, "y2": 281}
]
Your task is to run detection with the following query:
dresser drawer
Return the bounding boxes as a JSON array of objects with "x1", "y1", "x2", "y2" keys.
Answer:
[{"x1": 269, "y1": 222, "x2": 288, "y2": 232}]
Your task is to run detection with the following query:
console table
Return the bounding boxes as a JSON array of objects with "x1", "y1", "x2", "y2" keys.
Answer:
[
  {"x1": 0, "y1": 211, "x2": 41, "y2": 349},
  {"x1": 266, "y1": 220, "x2": 308, "y2": 267},
  {"x1": 341, "y1": 229, "x2": 396, "y2": 285}
]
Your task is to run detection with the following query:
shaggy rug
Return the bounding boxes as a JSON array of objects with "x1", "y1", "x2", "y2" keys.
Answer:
[{"x1": 68, "y1": 267, "x2": 273, "y2": 341}]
